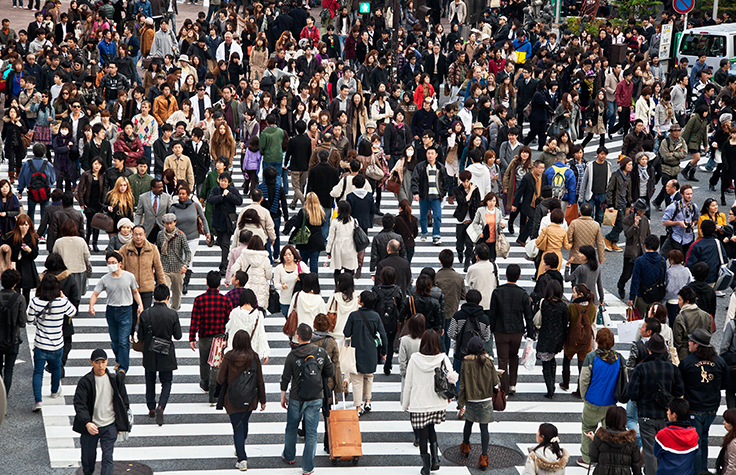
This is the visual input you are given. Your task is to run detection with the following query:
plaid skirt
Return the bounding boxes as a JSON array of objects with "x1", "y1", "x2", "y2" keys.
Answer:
[
  {"x1": 33, "y1": 125, "x2": 52, "y2": 145},
  {"x1": 410, "y1": 410, "x2": 446, "y2": 430}
]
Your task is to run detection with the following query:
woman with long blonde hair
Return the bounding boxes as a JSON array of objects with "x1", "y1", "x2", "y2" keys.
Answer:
[
  {"x1": 284, "y1": 191, "x2": 326, "y2": 274},
  {"x1": 210, "y1": 121, "x2": 236, "y2": 165},
  {"x1": 105, "y1": 177, "x2": 134, "y2": 236}
]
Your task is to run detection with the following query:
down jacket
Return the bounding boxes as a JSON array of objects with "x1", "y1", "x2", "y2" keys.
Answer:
[
  {"x1": 589, "y1": 427, "x2": 642, "y2": 475},
  {"x1": 523, "y1": 446, "x2": 570, "y2": 475}
]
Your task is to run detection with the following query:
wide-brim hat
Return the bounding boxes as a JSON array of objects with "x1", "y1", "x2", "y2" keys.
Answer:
[
  {"x1": 689, "y1": 328, "x2": 712, "y2": 348},
  {"x1": 633, "y1": 198, "x2": 648, "y2": 212}
]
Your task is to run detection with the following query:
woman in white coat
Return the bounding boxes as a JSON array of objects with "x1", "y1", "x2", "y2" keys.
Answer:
[
  {"x1": 326, "y1": 201, "x2": 359, "y2": 281},
  {"x1": 523, "y1": 423, "x2": 569, "y2": 475},
  {"x1": 402, "y1": 329, "x2": 456, "y2": 475},
  {"x1": 287, "y1": 272, "x2": 327, "y2": 335},
  {"x1": 231, "y1": 235, "x2": 272, "y2": 309},
  {"x1": 469, "y1": 191, "x2": 505, "y2": 261},
  {"x1": 225, "y1": 289, "x2": 270, "y2": 362},
  {"x1": 327, "y1": 273, "x2": 359, "y2": 338}
]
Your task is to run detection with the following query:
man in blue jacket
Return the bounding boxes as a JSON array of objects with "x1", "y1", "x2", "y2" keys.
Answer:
[
  {"x1": 628, "y1": 235, "x2": 666, "y2": 315},
  {"x1": 686, "y1": 219, "x2": 727, "y2": 286},
  {"x1": 17, "y1": 143, "x2": 56, "y2": 226},
  {"x1": 543, "y1": 160, "x2": 577, "y2": 209}
]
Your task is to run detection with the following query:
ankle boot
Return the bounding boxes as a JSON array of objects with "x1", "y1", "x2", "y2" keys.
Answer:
[
  {"x1": 183, "y1": 269, "x2": 192, "y2": 295},
  {"x1": 682, "y1": 163, "x2": 692, "y2": 180},
  {"x1": 460, "y1": 442, "x2": 471, "y2": 456},
  {"x1": 478, "y1": 454, "x2": 489, "y2": 470},
  {"x1": 430, "y1": 442, "x2": 440, "y2": 471},
  {"x1": 420, "y1": 454, "x2": 431, "y2": 475}
]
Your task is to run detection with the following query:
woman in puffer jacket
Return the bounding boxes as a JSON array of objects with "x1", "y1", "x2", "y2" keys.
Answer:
[
  {"x1": 231, "y1": 235, "x2": 272, "y2": 309},
  {"x1": 587, "y1": 406, "x2": 641, "y2": 475},
  {"x1": 523, "y1": 423, "x2": 570, "y2": 475}
]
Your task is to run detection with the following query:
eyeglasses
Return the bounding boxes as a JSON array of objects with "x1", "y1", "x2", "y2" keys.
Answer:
[
  {"x1": 72, "y1": 105, "x2": 81, "y2": 108},
  {"x1": 62, "y1": 92, "x2": 69, "y2": 95}
]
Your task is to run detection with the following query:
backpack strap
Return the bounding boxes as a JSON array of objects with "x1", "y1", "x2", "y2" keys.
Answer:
[
  {"x1": 39, "y1": 161, "x2": 47, "y2": 174},
  {"x1": 29, "y1": 161, "x2": 37, "y2": 173}
]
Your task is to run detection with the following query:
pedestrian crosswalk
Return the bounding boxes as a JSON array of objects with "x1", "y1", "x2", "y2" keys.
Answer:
[{"x1": 7, "y1": 130, "x2": 726, "y2": 474}]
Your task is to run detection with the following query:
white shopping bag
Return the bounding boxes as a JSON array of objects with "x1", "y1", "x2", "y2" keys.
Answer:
[
  {"x1": 617, "y1": 320, "x2": 641, "y2": 343},
  {"x1": 520, "y1": 339, "x2": 536, "y2": 372}
]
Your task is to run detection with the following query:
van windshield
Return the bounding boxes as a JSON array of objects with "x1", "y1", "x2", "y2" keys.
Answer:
[{"x1": 681, "y1": 34, "x2": 727, "y2": 57}]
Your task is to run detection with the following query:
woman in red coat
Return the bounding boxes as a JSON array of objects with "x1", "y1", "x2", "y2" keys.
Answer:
[{"x1": 114, "y1": 120, "x2": 145, "y2": 168}]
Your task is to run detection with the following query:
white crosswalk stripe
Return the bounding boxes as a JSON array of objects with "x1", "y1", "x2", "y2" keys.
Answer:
[{"x1": 8, "y1": 130, "x2": 722, "y2": 474}]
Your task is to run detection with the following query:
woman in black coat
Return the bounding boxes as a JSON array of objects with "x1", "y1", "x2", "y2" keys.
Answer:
[
  {"x1": 136, "y1": 286, "x2": 183, "y2": 424},
  {"x1": 1, "y1": 214, "x2": 40, "y2": 306},
  {"x1": 399, "y1": 274, "x2": 443, "y2": 332},
  {"x1": 282, "y1": 192, "x2": 326, "y2": 274},
  {"x1": 2, "y1": 107, "x2": 28, "y2": 181},
  {"x1": 343, "y1": 290, "x2": 389, "y2": 415},
  {"x1": 524, "y1": 82, "x2": 550, "y2": 151},
  {"x1": 536, "y1": 281, "x2": 569, "y2": 399},
  {"x1": 587, "y1": 406, "x2": 641, "y2": 475}
]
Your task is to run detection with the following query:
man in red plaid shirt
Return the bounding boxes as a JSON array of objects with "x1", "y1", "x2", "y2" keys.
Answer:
[{"x1": 189, "y1": 270, "x2": 233, "y2": 403}]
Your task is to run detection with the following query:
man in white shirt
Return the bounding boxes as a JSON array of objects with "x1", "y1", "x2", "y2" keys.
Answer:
[{"x1": 191, "y1": 83, "x2": 211, "y2": 124}]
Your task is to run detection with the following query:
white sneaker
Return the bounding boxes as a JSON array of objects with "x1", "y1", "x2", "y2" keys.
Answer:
[
  {"x1": 420, "y1": 235, "x2": 428, "y2": 242},
  {"x1": 33, "y1": 402, "x2": 42, "y2": 412},
  {"x1": 717, "y1": 290, "x2": 726, "y2": 297},
  {"x1": 50, "y1": 387, "x2": 62, "y2": 398},
  {"x1": 236, "y1": 460, "x2": 248, "y2": 471}
]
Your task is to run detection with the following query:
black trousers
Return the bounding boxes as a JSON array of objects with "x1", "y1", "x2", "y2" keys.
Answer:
[
  {"x1": 618, "y1": 257, "x2": 636, "y2": 294},
  {"x1": 456, "y1": 222, "x2": 474, "y2": 265},
  {"x1": 652, "y1": 173, "x2": 676, "y2": 207},
  {"x1": 217, "y1": 230, "x2": 232, "y2": 272},
  {"x1": 131, "y1": 291, "x2": 153, "y2": 337},
  {"x1": 524, "y1": 120, "x2": 547, "y2": 150},
  {"x1": 518, "y1": 211, "x2": 534, "y2": 243},
  {"x1": 384, "y1": 328, "x2": 397, "y2": 371},
  {"x1": 610, "y1": 106, "x2": 631, "y2": 136}
]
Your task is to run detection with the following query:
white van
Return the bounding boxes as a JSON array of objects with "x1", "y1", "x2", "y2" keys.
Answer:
[{"x1": 677, "y1": 24, "x2": 736, "y2": 76}]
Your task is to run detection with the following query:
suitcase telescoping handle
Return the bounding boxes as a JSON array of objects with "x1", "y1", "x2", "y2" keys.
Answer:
[{"x1": 342, "y1": 390, "x2": 347, "y2": 410}]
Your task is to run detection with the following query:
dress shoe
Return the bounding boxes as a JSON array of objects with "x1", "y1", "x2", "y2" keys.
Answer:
[{"x1": 149, "y1": 409, "x2": 156, "y2": 418}]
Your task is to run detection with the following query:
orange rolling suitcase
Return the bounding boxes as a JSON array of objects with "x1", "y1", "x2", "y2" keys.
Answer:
[{"x1": 326, "y1": 395, "x2": 362, "y2": 465}]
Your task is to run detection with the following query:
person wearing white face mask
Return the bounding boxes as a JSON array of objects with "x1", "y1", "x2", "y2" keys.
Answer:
[
  {"x1": 52, "y1": 121, "x2": 79, "y2": 193},
  {"x1": 88, "y1": 251, "x2": 144, "y2": 373}
]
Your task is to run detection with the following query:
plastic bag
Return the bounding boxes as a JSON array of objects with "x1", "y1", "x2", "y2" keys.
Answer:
[{"x1": 520, "y1": 339, "x2": 536, "y2": 372}]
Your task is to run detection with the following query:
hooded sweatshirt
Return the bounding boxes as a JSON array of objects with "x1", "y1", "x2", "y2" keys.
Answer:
[
  {"x1": 653, "y1": 421, "x2": 698, "y2": 475},
  {"x1": 402, "y1": 352, "x2": 455, "y2": 412},
  {"x1": 466, "y1": 162, "x2": 492, "y2": 199},
  {"x1": 327, "y1": 292, "x2": 359, "y2": 338},
  {"x1": 289, "y1": 291, "x2": 327, "y2": 334},
  {"x1": 232, "y1": 249, "x2": 272, "y2": 308}
]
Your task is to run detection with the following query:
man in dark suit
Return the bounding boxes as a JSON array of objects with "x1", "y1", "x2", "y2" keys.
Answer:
[
  {"x1": 515, "y1": 67, "x2": 538, "y2": 135},
  {"x1": 306, "y1": 150, "x2": 340, "y2": 241},
  {"x1": 512, "y1": 159, "x2": 545, "y2": 244},
  {"x1": 208, "y1": 172, "x2": 243, "y2": 274},
  {"x1": 54, "y1": 13, "x2": 71, "y2": 45},
  {"x1": 284, "y1": 120, "x2": 312, "y2": 210},
  {"x1": 289, "y1": 2, "x2": 309, "y2": 39},
  {"x1": 423, "y1": 43, "x2": 446, "y2": 92},
  {"x1": 27, "y1": 12, "x2": 44, "y2": 40},
  {"x1": 186, "y1": 128, "x2": 210, "y2": 196},
  {"x1": 375, "y1": 239, "x2": 413, "y2": 298}
]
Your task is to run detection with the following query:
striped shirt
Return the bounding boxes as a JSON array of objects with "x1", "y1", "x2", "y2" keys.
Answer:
[{"x1": 27, "y1": 297, "x2": 76, "y2": 352}]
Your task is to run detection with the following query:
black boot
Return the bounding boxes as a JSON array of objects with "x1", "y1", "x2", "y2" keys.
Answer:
[
  {"x1": 543, "y1": 361, "x2": 555, "y2": 399},
  {"x1": 430, "y1": 442, "x2": 440, "y2": 471},
  {"x1": 421, "y1": 454, "x2": 431, "y2": 475},
  {"x1": 688, "y1": 165, "x2": 699, "y2": 182},
  {"x1": 682, "y1": 163, "x2": 692, "y2": 180},
  {"x1": 183, "y1": 269, "x2": 192, "y2": 295}
]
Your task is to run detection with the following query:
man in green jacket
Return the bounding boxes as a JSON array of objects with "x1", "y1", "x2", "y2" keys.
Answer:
[
  {"x1": 128, "y1": 158, "x2": 154, "y2": 208},
  {"x1": 260, "y1": 113, "x2": 287, "y2": 188}
]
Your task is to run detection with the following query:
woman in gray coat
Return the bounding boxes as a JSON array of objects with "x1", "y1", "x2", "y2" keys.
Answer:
[
  {"x1": 136, "y1": 284, "x2": 182, "y2": 426},
  {"x1": 564, "y1": 245, "x2": 604, "y2": 305},
  {"x1": 343, "y1": 290, "x2": 388, "y2": 416}
]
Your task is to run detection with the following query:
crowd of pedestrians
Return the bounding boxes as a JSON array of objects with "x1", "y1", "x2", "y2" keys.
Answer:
[{"x1": 3, "y1": 0, "x2": 736, "y2": 474}]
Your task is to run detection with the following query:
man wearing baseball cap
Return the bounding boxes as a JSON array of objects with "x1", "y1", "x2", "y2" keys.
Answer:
[
  {"x1": 72, "y1": 349, "x2": 130, "y2": 475},
  {"x1": 679, "y1": 329, "x2": 730, "y2": 474}
]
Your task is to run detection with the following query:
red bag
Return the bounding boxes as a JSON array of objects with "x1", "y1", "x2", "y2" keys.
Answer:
[{"x1": 28, "y1": 161, "x2": 51, "y2": 202}]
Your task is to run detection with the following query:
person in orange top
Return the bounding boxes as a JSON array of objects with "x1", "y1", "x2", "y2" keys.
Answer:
[{"x1": 152, "y1": 83, "x2": 179, "y2": 126}]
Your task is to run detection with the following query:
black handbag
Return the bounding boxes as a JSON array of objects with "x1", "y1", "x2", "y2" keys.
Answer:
[
  {"x1": 150, "y1": 336, "x2": 171, "y2": 355},
  {"x1": 268, "y1": 286, "x2": 281, "y2": 314},
  {"x1": 434, "y1": 359, "x2": 457, "y2": 400},
  {"x1": 614, "y1": 358, "x2": 629, "y2": 403},
  {"x1": 353, "y1": 220, "x2": 370, "y2": 252},
  {"x1": 641, "y1": 257, "x2": 666, "y2": 304},
  {"x1": 646, "y1": 364, "x2": 673, "y2": 409}
]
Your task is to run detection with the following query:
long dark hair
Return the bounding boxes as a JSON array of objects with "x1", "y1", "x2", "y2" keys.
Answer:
[
  {"x1": 533, "y1": 423, "x2": 563, "y2": 459},
  {"x1": 36, "y1": 273, "x2": 61, "y2": 301},
  {"x1": 579, "y1": 245, "x2": 598, "y2": 271},
  {"x1": 723, "y1": 409, "x2": 736, "y2": 448},
  {"x1": 406, "y1": 313, "x2": 425, "y2": 339},
  {"x1": 336, "y1": 272, "x2": 354, "y2": 302},
  {"x1": 398, "y1": 199, "x2": 413, "y2": 219},
  {"x1": 230, "y1": 329, "x2": 257, "y2": 367},
  {"x1": 336, "y1": 200, "x2": 352, "y2": 224},
  {"x1": 604, "y1": 406, "x2": 627, "y2": 431}
]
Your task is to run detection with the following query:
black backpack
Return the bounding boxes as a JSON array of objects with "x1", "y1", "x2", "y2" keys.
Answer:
[
  {"x1": 0, "y1": 293, "x2": 20, "y2": 352},
  {"x1": 298, "y1": 354, "x2": 323, "y2": 401},
  {"x1": 456, "y1": 312, "x2": 481, "y2": 359},
  {"x1": 374, "y1": 286, "x2": 400, "y2": 331},
  {"x1": 228, "y1": 359, "x2": 259, "y2": 409},
  {"x1": 28, "y1": 161, "x2": 51, "y2": 202}
]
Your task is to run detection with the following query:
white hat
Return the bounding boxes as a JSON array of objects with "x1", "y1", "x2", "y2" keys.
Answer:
[
  {"x1": 117, "y1": 218, "x2": 134, "y2": 230},
  {"x1": 145, "y1": 17, "x2": 154, "y2": 25},
  {"x1": 179, "y1": 55, "x2": 190, "y2": 63}
]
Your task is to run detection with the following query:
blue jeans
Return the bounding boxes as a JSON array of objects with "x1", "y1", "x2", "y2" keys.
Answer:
[
  {"x1": 626, "y1": 400, "x2": 642, "y2": 448},
  {"x1": 27, "y1": 199, "x2": 48, "y2": 228},
  {"x1": 283, "y1": 398, "x2": 322, "y2": 474},
  {"x1": 443, "y1": 318, "x2": 451, "y2": 355},
  {"x1": 419, "y1": 197, "x2": 442, "y2": 238},
  {"x1": 407, "y1": 247, "x2": 415, "y2": 263},
  {"x1": 587, "y1": 193, "x2": 606, "y2": 224},
  {"x1": 301, "y1": 250, "x2": 320, "y2": 274},
  {"x1": 80, "y1": 423, "x2": 117, "y2": 475},
  {"x1": 607, "y1": 100, "x2": 617, "y2": 130},
  {"x1": 33, "y1": 347, "x2": 62, "y2": 403},
  {"x1": 230, "y1": 411, "x2": 253, "y2": 462},
  {"x1": 280, "y1": 303, "x2": 290, "y2": 317},
  {"x1": 690, "y1": 410, "x2": 717, "y2": 474},
  {"x1": 338, "y1": 35, "x2": 347, "y2": 59},
  {"x1": 143, "y1": 145, "x2": 152, "y2": 169},
  {"x1": 106, "y1": 305, "x2": 133, "y2": 372}
]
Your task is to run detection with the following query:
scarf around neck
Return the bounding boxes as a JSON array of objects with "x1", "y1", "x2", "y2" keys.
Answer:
[{"x1": 162, "y1": 226, "x2": 179, "y2": 255}]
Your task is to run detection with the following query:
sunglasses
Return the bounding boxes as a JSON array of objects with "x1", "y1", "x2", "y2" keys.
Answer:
[{"x1": 72, "y1": 104, "x2": 81, "y2": 108}]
